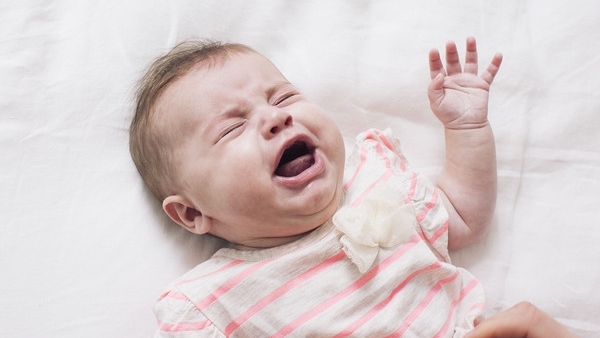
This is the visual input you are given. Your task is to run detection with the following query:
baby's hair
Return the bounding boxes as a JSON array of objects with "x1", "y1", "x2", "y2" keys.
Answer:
[{"x1": 130, "y1": 40, "x2": 255, "y2": 202}]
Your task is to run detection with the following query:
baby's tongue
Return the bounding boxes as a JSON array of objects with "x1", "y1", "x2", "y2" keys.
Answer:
[{"x1": 275, "y1": 154, "x2": 313, "y2": 177}]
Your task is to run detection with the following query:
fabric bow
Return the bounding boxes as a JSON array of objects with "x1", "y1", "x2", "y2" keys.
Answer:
[{"x1": 332, "y1": 185, "x2": 417, "y2": 273}]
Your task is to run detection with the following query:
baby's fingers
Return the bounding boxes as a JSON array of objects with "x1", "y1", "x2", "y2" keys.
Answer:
[
  {"x1": 464, "y1": 37, "x2": 478, "y2": 75},
  {"x1": 429, "y1": 48, "x2": 446, "y2": 80},
  {"x1": 444, "y1": 41, "x2": 462, "y2": 75},
  {"x1": 481, "y1": 52, "x2": 503, "y2": 85}
]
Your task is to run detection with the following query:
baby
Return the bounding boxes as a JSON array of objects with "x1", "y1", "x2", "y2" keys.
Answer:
[{"x1": 130, "y1": 37, "x2": 503, "y2": 337}]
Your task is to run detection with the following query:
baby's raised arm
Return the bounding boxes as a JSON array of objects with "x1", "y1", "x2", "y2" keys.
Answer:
[{"x1": 427, "y1": 37, "x2": 503, "y2": 249}]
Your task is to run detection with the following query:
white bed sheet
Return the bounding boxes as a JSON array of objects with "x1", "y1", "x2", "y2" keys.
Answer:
[{"x1": 2, "y1": 1, "x2": 599, "y2": 337}]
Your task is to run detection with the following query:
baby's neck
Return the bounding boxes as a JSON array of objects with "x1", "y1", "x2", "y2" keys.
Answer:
[
  {"x1": 231, "y1": 220, "x2": 337, "y2": 251},
  {"x1": 231, "y1": 231, "x2": 314, "y2": 251},
  {"x1": 232, "y1": 192, "x2": 344, "y2": 251}
]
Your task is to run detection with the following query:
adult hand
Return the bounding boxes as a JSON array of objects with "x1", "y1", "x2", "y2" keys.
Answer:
[{"x1": 467, "y1": 302, "x2": 578, "y2": 338}]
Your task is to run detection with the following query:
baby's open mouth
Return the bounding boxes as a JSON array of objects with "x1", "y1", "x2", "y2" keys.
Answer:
[{"x1": 275, "y1": 141, "x2": 315, "y2": 177}]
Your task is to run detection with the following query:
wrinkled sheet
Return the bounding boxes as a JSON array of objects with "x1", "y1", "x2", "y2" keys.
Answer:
[{"x1": 1, "y1": 1, "x2": 599, "y2": 337}]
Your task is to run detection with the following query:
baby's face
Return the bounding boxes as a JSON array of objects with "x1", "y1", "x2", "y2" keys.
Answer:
[{"x1": 155, "y1": 51, "x2": 345, "y2": 247}]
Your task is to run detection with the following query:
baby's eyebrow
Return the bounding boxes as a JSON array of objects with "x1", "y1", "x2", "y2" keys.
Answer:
[
  {"x1": 266, "y1": 81, "x2": 294, "y2": 98},
  {"x1": 202, "y1": 108, "x2": 239, "y2": 140}
]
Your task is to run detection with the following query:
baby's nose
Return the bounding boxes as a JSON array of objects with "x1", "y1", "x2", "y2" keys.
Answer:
[{"x1": 262, "y1": 109, "x2": 293, "y2": 138}]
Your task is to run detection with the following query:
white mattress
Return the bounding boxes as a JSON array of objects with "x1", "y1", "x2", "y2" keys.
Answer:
[{"x1": 2, "y1": 1, "x2": 599, "y2": 337}]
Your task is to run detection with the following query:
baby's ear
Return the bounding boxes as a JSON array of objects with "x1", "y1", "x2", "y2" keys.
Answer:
[{"x1": 162, "y1": 195, "x2": 212, "y2": 235}]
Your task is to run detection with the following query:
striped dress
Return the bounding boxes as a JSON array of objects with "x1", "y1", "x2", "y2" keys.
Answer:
[{"x1": 153, "y1": 129, "x2": 485, "y2": 337}]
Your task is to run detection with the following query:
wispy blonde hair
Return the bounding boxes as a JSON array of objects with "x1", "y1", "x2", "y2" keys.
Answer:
[{"x1": 129, "y1": 40, "x2": 254, "y2": 201}]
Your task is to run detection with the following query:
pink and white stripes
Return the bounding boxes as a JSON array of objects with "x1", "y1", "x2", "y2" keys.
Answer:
[{"x1": 153, "y1": 129, "x2": 484, "y2": 337}]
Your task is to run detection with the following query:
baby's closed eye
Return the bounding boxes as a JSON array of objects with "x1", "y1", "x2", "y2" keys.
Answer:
[
  {"x1": 218, "y1": 120, "x2": 247, "y2": 140},
  {"x1": 273, "y1": 91, "x2": 300, "y2": 106}
]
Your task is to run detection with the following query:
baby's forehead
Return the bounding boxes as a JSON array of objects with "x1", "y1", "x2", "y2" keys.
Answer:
[
  {"x1": 189, "y1": 48, "x2": 265, "y2": 73},
  {"x1": 186, "y1": 50, "x2": 287, "y2": 93},
  {"x1": 154, "y1": 49, "x2": 285, "y2": 125}
]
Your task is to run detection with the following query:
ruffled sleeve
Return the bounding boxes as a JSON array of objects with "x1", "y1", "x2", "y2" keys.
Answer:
[
  {"x1": 335, "y1": 128, "x2": 451, "y2": 271},
  {"x1": 154, "y1": 288, "x2": 225, "y2": 338}
]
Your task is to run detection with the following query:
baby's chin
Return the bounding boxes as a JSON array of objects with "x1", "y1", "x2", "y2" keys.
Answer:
[{"x1": 313, "y1": 182, "x2": 345, "y2": 226}]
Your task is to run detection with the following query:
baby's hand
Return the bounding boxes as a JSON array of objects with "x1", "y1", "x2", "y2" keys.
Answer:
[{"x1": 428, "y1": 37, "x2": 502, "y2": 129}]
